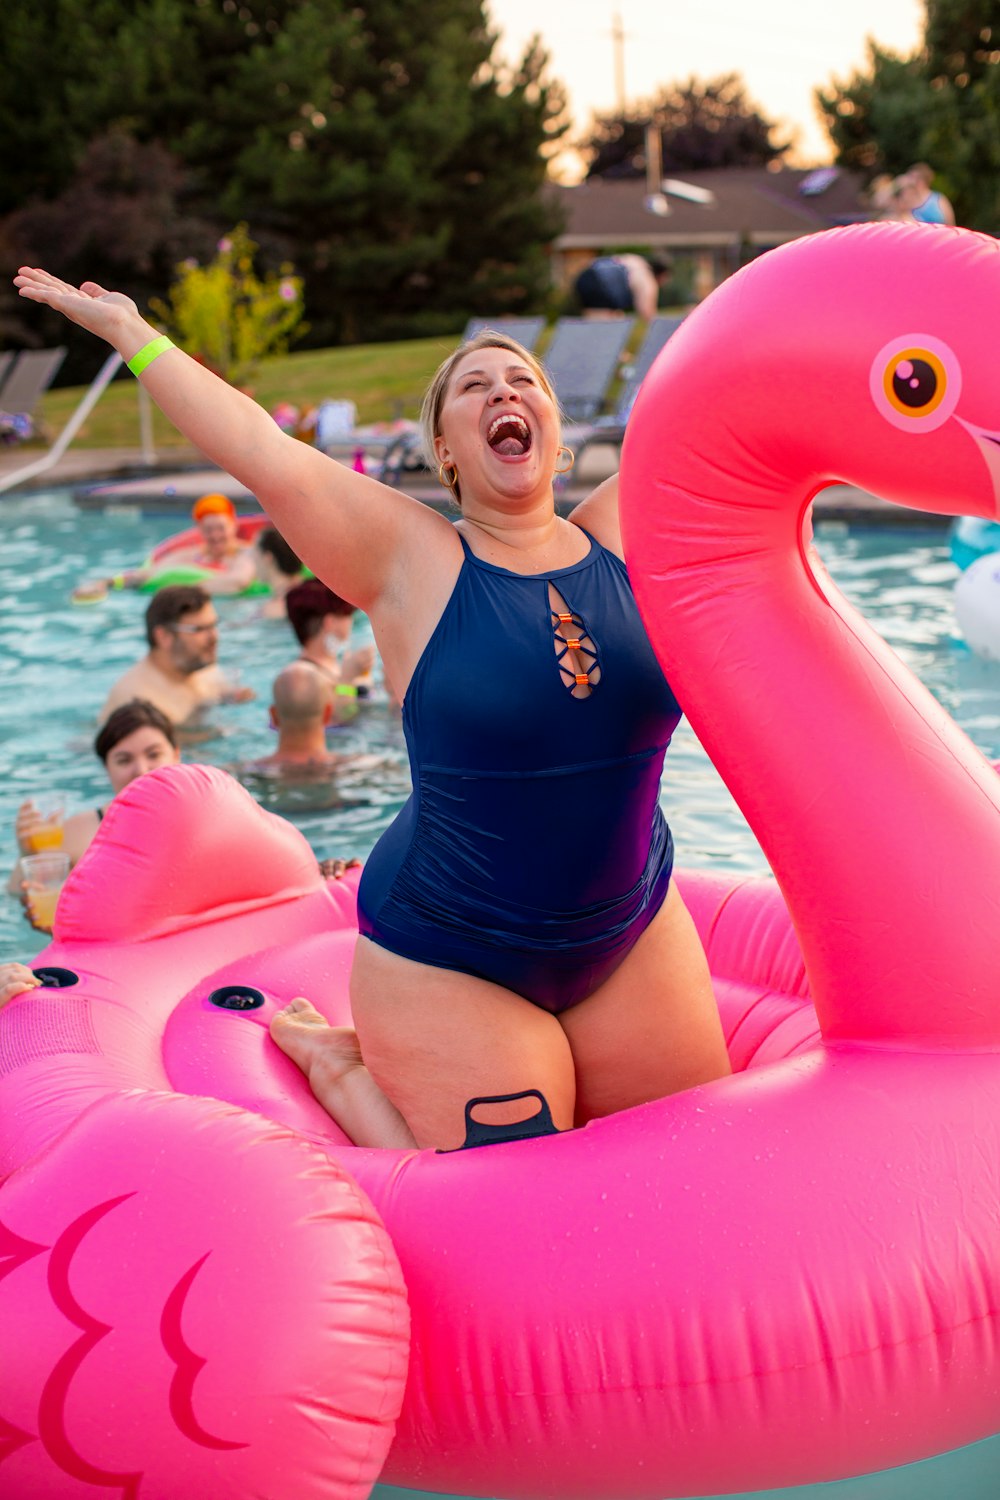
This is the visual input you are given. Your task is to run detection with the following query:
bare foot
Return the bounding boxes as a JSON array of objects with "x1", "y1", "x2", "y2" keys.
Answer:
[
  {"x1": 269, "y1": 996, "x2": 416, "y2": 1149},
  {"x1": 270, "y1": 996, "x2": 363, "y2": 1088}
]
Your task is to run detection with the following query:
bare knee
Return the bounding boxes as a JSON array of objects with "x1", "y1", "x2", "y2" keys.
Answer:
[{"x1": 350, "y1": 940, "x2": 577, "y2": 1147}]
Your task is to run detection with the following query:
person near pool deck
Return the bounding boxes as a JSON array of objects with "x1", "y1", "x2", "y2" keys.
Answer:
[
  {"x1": 99, "y1": 583, "x2": 255, "y2": 730},
  {"x1": 8, "y1": 699, "x2": 181, "y2": 925},
  {"x1": 12, "y1": 265, "x2": 732, "y2": 1152}
]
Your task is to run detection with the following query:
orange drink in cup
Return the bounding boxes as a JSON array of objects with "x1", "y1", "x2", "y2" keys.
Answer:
[
  {"x1": 21, "y1": 851, "x2": 70, "y2": 932},
  {"x1": 25, "y1": 794, "x2": 65, "y2": 852}
]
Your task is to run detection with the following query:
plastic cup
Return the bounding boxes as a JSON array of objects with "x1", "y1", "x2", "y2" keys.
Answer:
[
  {"x1": 22, "y1": 851, "x2": 71, "y2": 930},
  {"x1": 26, "y1": 794, "x2": 65, "y2": 852}
]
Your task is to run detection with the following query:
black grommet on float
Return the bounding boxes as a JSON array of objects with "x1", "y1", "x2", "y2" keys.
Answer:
[
  {"x1": 31, "y1": 966, "x2": 80, "y2": 989},
  {"x1": 208, "y1": 985, "x2": 266, "y2": 1011}
]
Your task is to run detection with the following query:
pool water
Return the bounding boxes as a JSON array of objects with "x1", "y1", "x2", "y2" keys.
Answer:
[{"x1": 0, "y1": 491, "x2": 995, "y2": 951}]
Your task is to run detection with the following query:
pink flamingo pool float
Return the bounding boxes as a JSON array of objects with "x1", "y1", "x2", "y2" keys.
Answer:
[{"x1": 3, "y1": 222, "x2": 1000, "y2": 1500}]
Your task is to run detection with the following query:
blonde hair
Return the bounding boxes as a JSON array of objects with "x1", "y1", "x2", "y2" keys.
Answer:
[{"x1": 420, "y1": 330, "x2": 560, "y2": 504}]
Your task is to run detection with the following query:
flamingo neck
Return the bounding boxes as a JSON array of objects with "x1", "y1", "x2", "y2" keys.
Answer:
[{"x1": 634, "y1": 476, "x2": 1000, "y2": 1048}]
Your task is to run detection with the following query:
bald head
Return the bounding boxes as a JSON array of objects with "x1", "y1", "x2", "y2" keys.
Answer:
[{"x1": 271, "y1": 662, "x2": 328, "y2": 727}]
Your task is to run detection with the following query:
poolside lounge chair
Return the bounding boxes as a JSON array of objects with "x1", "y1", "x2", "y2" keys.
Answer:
[
  {"x1": 0, "y1": 352, "x2": 15, "y2": 398},
  {"x1": 462, "y1": 316, "x2": 547, "y2": 351},
  {"x1": 539, "y1": 316, "x2": 635, "y2": 423},
  {"x1": 564, "y1": 315, "x2": 686, "y2": 460},
  {"x1": 0, "y1": 346, "x2": 67, "y2": 443}
]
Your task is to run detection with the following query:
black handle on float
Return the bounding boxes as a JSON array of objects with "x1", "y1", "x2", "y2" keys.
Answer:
[{"x1": 446, "y1": 1089, "x2": 563, "y2": 1151}]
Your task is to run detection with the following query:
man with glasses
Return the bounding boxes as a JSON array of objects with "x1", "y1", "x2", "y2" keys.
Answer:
[{"x1": 99, "y1": 585, "x2": 254, "y2": 731}]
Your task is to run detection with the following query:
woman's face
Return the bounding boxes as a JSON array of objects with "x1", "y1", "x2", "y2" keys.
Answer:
[
  {"x1": 198, "y1": 513, "x2": 236, "y2": 559},
  {"x1": 103, "y1": 726, "x2": 180, "y2": 794},
  {"x1": 434, "y1": 346, "x2": 559, "y2": 505}
]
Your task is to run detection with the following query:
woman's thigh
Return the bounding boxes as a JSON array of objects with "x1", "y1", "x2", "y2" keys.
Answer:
[
  {"x1": 350, "y1": 937, "x2": 577, "y2": 1150},
  {"x1": 559, "y1": 884, "x2": 731, "y2": 1125}
]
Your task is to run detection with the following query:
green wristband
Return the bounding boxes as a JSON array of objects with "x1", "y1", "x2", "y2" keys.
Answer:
[{"x1": 126, "y1": 335, "x2": 175, "y2": 377}]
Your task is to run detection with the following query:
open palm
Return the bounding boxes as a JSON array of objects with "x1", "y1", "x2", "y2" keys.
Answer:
[{"x1": 14, "y1": 267, "x2": 139, "y2": 341}]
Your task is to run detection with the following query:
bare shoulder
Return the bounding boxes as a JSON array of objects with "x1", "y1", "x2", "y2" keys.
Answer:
[
  {"x1": 569, "y1": 473, "x2": 622, "y2": 558},
  {"x1": 376, "y1": 503, "x2": 465, "y2": 610}
]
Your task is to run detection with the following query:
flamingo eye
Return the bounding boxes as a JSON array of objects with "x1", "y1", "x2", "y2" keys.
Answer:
[{"x1": 870, "y1": 335, "x2": 961, "y2": 432}]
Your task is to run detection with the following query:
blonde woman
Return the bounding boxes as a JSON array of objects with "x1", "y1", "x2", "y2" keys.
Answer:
[{"x1": 14, "y1": 266, "x2": 731, "y2": 1149}]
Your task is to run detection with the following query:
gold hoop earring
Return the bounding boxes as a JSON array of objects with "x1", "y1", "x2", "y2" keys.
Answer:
[
  {"x1": 554, "y1": 446, "x2": 575, "y2": 475},
  {"x1": 438, "y1": 461, "x2": 458, "y2": 490}
]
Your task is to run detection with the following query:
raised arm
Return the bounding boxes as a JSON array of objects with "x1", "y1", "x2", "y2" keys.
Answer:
[
  {"x1": 14, "y1": 269, "x2": 435, "y2": 611},
  {"x1": 570, "y1": 471, "x2": 623, "y2": 557}
]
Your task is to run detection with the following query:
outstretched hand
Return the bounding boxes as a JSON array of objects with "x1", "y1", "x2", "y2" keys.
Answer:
[{"x1": 14, "y1": 267, "x2": 139, "y2": 343}]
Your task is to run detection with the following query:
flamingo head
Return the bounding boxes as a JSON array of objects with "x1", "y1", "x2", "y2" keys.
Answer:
[{"x1": 625, "y1": 223, "x2": 1000, "y2": 524}]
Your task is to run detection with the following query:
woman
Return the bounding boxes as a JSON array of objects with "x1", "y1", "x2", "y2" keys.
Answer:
[
  {"x1": 10, "y1": 700, "x2": 181, "y2": 924},
  {"x1": 13, "y1": 266, "x2": 731, "y2": 1148},
  {"x1": 254, "y1": 525, "x2": 306, "y2": 619},
  {"x1": 73, "y1": 493, "x2": 258, "y2": 601}
]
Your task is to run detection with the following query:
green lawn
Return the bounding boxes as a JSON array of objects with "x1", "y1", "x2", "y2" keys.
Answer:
[
  {"x1": 30, "y1": 316, "x2": 667, "y2": 451},
  {"x1": 32, "y1": 334, "x2": 458, "y2": 450}
]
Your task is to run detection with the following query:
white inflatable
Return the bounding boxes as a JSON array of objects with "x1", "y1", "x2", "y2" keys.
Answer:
[{"x1": 954, "y1": 550, "x2": 1000, "y2": 660}]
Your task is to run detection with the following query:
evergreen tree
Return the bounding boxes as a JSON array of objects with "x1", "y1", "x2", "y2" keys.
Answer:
[
  {"x1": 815, "y1": 1, "x2": 1000, "y2": 231},
  {"x1": 0, "y1": 0, "x2": 566, "y2": 344}
]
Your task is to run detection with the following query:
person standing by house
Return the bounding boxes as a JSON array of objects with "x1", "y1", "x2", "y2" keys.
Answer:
[
  {"x1": 899, "y1": 164, "x2": 956, "y2": 227},
  {"x1": 573, "y1": 253, "x2": 673, "y2": 320}
]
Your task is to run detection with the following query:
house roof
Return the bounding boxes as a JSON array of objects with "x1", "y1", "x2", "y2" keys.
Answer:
[{"x1": 551, "y1": 165, "x2": 872, "y2": 250}]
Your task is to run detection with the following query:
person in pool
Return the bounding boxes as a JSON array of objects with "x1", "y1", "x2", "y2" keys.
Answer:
[
  {"x1": 9, "y1": 699, "x2": 181, "y2": 926},
  {"x1": 99, "y1": 584, "x2": 255, "y2": 730},
  {"x1": 74, "y1": 493, "x2": 257, "y2": 601},
  {"x1": 285, "y1": 577, "x2": 377, "y2": 702},
  {"x1": 253, "y1": 525, "x2": 306, "y2": 619},
  {"x1": 13, "y1": 265, "x2": 732, "y2": 1150},
  {"x1": 248, "y1": 662, "x2": 339, "y2": 772}
]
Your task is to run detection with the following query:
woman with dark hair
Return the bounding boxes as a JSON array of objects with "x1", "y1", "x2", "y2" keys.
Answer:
[
  {"x1": 254, "y1": 525, "x2": 306, "y2": 619},
  {"x1": 10, "y1": 701, "x2": 180, "y2": 906},
  {"x1": 285, "y1": 577, "x2": 375, "y2": 699}
]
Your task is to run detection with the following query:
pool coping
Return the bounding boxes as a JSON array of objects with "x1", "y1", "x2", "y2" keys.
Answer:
[{"x1": 0, "y1": 443, "x2": 949, "y2": 526}]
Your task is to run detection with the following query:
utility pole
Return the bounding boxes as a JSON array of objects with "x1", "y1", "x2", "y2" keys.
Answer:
[{"x1": 610, "y1": 9, "x2": 626, "y2": 114}]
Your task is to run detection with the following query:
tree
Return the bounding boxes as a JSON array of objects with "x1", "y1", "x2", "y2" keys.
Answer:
[
  {"x1": 814, "y1": 1, "x2": 1000, "y2": 231},
  {"x1": 0, "y1": 0, "x2": 567, "y2": 345},
  {"x1": 815, "y1": 44, "x2": 934, "y2": 176},
  {"x1": 2, "y1": 130, "x2": 218, "y2": 382},
  {"x1": 580, "y1": 74, "x2": 790, "y2": 179}
]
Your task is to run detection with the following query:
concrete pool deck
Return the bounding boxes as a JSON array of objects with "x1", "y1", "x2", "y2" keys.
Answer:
[{"x1": 0, "y1": 439, "x2": 942, "y2": 524}]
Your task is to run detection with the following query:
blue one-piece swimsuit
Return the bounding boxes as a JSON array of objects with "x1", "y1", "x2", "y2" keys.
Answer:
[{"x1": 357, "y1": 529, "x2": 682, "y2": 1014}]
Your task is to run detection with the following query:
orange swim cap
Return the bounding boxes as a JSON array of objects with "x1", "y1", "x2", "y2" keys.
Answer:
[{"x1": 192, "y1": 492, "x2": 236, "y2": 522}]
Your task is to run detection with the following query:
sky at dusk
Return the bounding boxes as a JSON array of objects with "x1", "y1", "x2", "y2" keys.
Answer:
[{"x1": 486, "y1": 0, "x2": 924, "y2": 173}]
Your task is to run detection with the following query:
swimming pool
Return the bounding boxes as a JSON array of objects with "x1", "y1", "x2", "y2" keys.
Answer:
[{"x1": 0, "y1": 490, "x2": 994, "y2": 950}]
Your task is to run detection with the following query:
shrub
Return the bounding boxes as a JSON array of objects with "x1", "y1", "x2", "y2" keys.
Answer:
[{"x1": 150, "y1": 224, "x2": 305, "y2": 385}]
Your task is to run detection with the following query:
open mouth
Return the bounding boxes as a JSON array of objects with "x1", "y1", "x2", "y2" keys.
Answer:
[{"x1": 487, "y1": 413, "x2": 532, "y2": 457}]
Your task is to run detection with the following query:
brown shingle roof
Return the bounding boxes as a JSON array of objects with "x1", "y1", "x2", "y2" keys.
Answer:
[{"x1": 552, "y1": 166, "x2": 871, "y2": 250}]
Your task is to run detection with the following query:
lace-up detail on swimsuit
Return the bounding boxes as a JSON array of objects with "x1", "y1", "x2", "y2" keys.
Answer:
[{"x1": 549, "y1": 582, "x2": 601, "y2": 697}]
